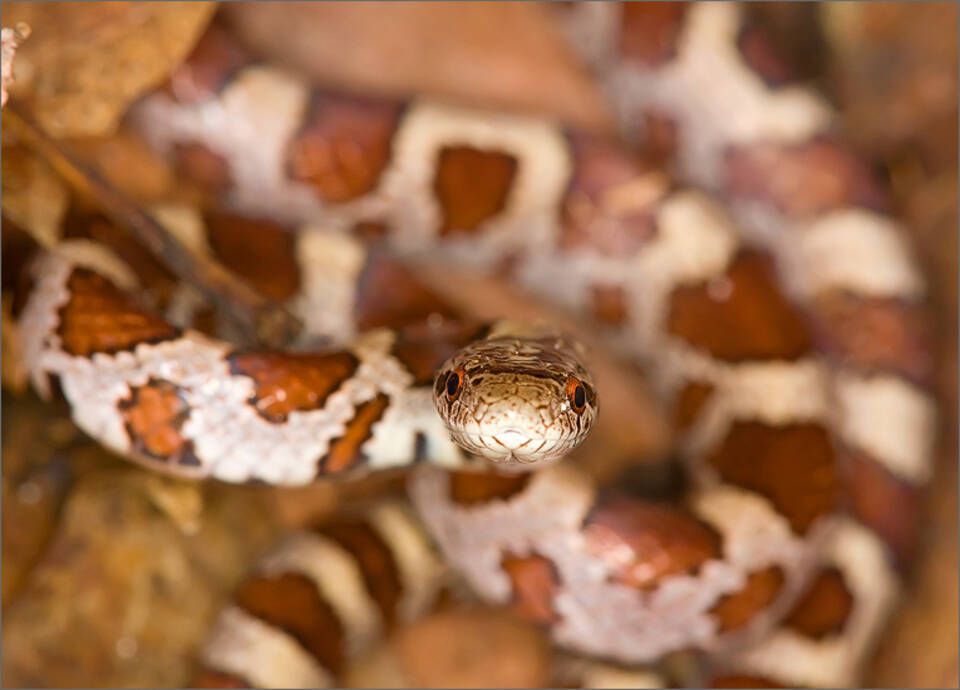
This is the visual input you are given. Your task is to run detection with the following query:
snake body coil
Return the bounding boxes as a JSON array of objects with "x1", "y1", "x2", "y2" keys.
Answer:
[{"x1": 13, "y1": 4, "x2": 937, "y2": 687}]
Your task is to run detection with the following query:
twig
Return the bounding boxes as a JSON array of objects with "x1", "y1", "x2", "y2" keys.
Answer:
[{"x1": 3, "y1": 102, "x2": 303, "y2": 348}]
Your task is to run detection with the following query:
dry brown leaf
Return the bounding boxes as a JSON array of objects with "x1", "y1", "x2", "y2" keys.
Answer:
[
  {"x1": 142, "y1": 475, "x2": 204, "y2": 536},
  {"x1": 822, "y1": 2, "x2": 958, "y2": 168},
  {"x1": 1, "y1": 2, "x2": 217, "y2": 137},
  {"x1": 1, "y1": 391, "x2": 77, "y2": 605},
  {"x1": 390, "y1": 608, "x2": 552, "y2": 688},
  {"x1": 66, "y1": 127, "x2": 177, "y2": 203},
  {"x1": 223, "y1": 2, "x2": 613, "y2": 134},
  {"x1": 1, "y1": 467, "x2": 280, "y2": 688},
  {"x1": 1, "y1": 293, "x2": 28, "y2": 394},
  {"x1": 1, "y1": 145, "x2": 68, "y2": 247}
]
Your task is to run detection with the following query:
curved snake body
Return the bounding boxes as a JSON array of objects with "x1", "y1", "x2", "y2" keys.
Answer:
[{"x1": 13, "y1": 4, "x2": 937, "y2": 687}]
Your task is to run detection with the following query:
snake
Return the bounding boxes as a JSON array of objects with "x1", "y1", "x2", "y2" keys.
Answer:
[{"x1": 10, "y1": 3, "x2": 938, "y2": 688}]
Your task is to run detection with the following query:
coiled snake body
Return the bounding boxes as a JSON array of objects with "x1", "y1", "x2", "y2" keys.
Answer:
[{"x1": 14, "y1": 4, "x2": 937, "y2": 687}]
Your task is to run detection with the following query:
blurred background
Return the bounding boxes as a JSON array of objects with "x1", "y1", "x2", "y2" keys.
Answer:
[{"x1": 1, "y1": 2, "x2": 956, "y2": 687}]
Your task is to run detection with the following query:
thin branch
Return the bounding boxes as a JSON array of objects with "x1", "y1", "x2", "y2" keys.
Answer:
[{"x1": 3, "y1": 102, "x2": 303, "y2": 348}]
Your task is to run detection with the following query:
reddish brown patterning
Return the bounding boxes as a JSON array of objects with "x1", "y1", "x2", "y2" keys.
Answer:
[
  {"x1": 590, "y1": 284, "x2": 630, "y2": 326},
  {"x1": 672, "y1": 381, "x2": 716, "y2": 431},
  {"x1": 724, "y1": 140, "x2": 888, "y2": 217},
  {"x1": 434, "y1": 146, "x2": 518, "y2": 234},
  {"x1": 583, "y1": 497, "x2": 721, "y2": 590},
  {"x1": 447, "y1": 471, "x2": 532, "y2": 506},
  {"x1": 287, "y1": 92, "x2": 403, "y2": 203},
  {"x1": 205, "y1": 213, "x2": 301, "y2": 302},
  {"x1": 667, "y1": 251, "x2": 812, "y2": 361},
  {"x1": 57, "y1": 269, "x2": 181, "y2": 357},
  {"x1": 119, "y1": 379, "x2": 199, "y2": 466},
  {"x1": 13, "y1": 4, "x2": 938, "y2": 682},
  {"x1": 353, "y1": 253, "x2": 460, "y2": 333},
  {"x1": 317, "y1": 519, "x2": 403, "y2": 626},
  {"x1": 735, "y1": 18, "x2": 800, "y2": 89},
  {"x1": 811, "y1": 293, "x2": 933, "y2": 387},
  {"x1": 227, "y1": 351, "x2": 359, "y2": 423},
  {"x1": 638, "y1": 109, "x2": 680, "y2": 164},
  {"x1": 502, "y1": 554, "x2": 561, "y2": 624},
  {"x1": 391, "y1": 320, "x2": 490, "y2": 386},
  {"x1": 234, "y1": 572, "x2": 345, "y2": 675},
  {"x1": 709, "y1": 567, "x2": 786, "y2": 633},
  {"x1": 167, "y1": 23, "x2": 255, "y2": 104},
  {"x1": 707, "y1": 422, "x2": 839, "y2": 534},
  {"x1": 63, "y1": 217, "x2": 176, "y2": 306},
  {"x1": 561, "y1": 134, "x2": 663, "y2": 255},
  {"x1": 172, "y1": 142, "x2": 233, "y2": 194},
  {"x1": 782, "y1": 567, "x2": 855, "y2": 639},
  {"x1": 618, "y1": 2, "x2": 689, "y2": 66},
  {"x1": 840, "y1": 447, "x2": 921, "y2": 564},
  {"x1": 317, "y1": 393, "x2": 391, "y2": 474}
]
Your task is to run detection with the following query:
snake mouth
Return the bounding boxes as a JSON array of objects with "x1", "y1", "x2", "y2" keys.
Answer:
[
  {"x1": 501, "y1": 451, "x2": 542, "y2": 465},
  {"x1": 451, "y1": 427, "x2": 573, "y2": 466},
  {"x1": 462, "y1": 429, "x2": 564, "y2": 451},
  {"x1": 492, "y1": 427, "x2": 532, "y2": 450}
]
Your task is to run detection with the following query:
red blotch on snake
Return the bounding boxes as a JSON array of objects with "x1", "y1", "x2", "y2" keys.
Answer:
[
  {"x1": 57, "y1": 269, "x2": 181, "y2": 357},
  {"x1": 227, "y1": 351, "x2": 359, "y2": 423},
  {"x1": 434, "y1": 146, "x2": 518, "y2": 234},
  {"x1": 234, "y1": 571, "x2": 346, "y2": 675}
]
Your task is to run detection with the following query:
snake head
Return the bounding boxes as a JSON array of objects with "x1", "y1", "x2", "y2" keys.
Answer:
[{"x1": 433, "y1": 323, "x2": 598, "y2": 468}]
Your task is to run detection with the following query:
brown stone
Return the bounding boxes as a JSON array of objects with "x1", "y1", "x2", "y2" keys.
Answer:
[{"x1": 392, "y1": 608, "x2": 551, "y2": 688}]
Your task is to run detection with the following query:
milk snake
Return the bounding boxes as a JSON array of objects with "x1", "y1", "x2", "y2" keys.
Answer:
[{"x1": 11, "y1": 3, "x2": 937, "y2": 687}]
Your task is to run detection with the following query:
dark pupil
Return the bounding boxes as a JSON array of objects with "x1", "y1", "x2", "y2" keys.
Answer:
[
  {"x1": 574, "y1": 385, "x2": 585, "y2": 409},
  {"x1": 446, "y1": 372, "x2": 461, "y2": 397}
]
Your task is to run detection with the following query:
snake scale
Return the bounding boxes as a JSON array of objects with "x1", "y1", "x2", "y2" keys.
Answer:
[{"x1": 12, "y1": 3, "x2": 937, "y2": 687}]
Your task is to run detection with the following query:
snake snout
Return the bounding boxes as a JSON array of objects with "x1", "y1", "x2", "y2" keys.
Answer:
[{"x1": 492, "y1": 427, "x2": 531, "y2": 450}]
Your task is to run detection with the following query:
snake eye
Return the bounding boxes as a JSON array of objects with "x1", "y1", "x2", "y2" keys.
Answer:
[
  {"x1": 567, "y1": 376, "x2": 587, "y2": 414},
  {"x1": 445, "y1": 368, "x2": 464, "y2": 400}
]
